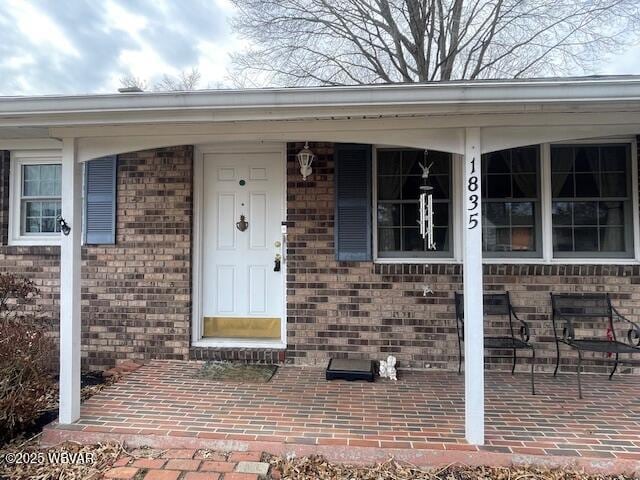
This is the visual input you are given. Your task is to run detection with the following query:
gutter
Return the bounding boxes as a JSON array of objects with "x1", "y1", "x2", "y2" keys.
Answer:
[{"x1": 2, "y1": 77, "x2": 640, "y2": 117}]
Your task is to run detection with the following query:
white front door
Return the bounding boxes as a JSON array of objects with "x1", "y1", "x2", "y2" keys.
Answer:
[{"x1": 200, "y1": 147, "x2": 285, "y2": 343}]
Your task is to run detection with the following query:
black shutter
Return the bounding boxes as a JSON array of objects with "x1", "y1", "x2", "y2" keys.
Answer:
[
  {"x1": 84, "y1": 156, "x2": 117, "y2": 244},
  {"x1": 334, "y1": 144, "x2": 372, "y2": 261}
]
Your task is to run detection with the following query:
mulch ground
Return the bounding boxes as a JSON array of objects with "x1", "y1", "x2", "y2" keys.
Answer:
[
  {"x1": 1, "y1": 443, "x2": 636, "y2": 479},
  {"x1": 270, "y1": 455, "x2": 637, "y2": 480}
]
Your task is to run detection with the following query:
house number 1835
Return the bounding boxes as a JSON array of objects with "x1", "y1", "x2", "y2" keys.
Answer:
[{"x1": 467, "y1": 157, "x2": 479, "y2": 230}]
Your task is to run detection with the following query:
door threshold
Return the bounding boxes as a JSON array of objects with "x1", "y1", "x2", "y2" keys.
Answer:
[{"x1": 192, "y1": 339, "x2": 286, "y2": 349}]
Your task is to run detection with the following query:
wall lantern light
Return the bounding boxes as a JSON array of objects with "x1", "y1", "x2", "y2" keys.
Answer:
[
  {"x1": 56, "y1": 215, "x2": 71, "y2": 236},
  {"x1": 297, "y1": 141, "x2": 315, "y2": 181}
]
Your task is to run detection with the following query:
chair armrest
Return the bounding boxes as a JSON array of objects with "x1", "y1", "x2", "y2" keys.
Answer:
[
  {"x1": 511, "y1": 310, "x2": 531, "y2": 343},
  {"x1": 612, "y1": 307, "x2": 640, "y2": 347}
]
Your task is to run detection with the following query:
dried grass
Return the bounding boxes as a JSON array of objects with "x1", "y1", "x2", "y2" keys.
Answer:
[{"x1": 269, "y1": 455, "x2": 637, "y2": 480}]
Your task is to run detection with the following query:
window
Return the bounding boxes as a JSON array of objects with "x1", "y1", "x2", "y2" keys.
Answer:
[
  {"x1": 9, "y1": 152, "x2": 62, "y2": 245},
  {"x1": 376, "y1": 149, "x2": 452, "y2": 258},
  {"x1": 21, "y1": 164, "x2": 62, "y2": 235},
  {"x1": 482, "y1": 146, "x2": 540, "y2": 257},
  {"x1": 551, "y1": 144, "x2": 632, "y2": 257}
]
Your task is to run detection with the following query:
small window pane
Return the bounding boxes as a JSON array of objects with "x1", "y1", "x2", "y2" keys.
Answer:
[
  {"x1": 433, "y1": 203, "x2": 449, "y2": 227},
  {"x1": 40, "y1": 164, "x2": 58, "y2": 181},
  {"x1": 434, "y1": 227, "x2": 449, "y2": 251},
  {"x1": 431, "y1": 175, "x2": 449, "y2": 199},
  {"x1": 552, "y1": 202, "x2": 572, "y2": 225},
  {"x1": 377, "y1": 204, "x2": 400, "y2": 226},
  {"x1": 600, "y1": 146, "x2": 627, "y2": 172},
  {"x1": 378, "y1": 228, "x2": 400, "y2": 251},
  {"x1": 511, "y1": 173, "x2": 536, "y2": 198},
  {"x1": 377, "y1": 151, "x2": 401, "y2": 175},
  {"x1": 401, "y1": 150, "x2": 422, "y2": 175},
  {"x1": 574, "y1": 227, "x2": 598, "y2": 251},
  {"x1": 575, "y1": 172, "x2": 599, "y2": 197},
  {"x1": 552, "y1": 173, "x2": 574, "y2": 197},
  {"x1": 428, "y1": 153, "x2": 450, "y2": 174},
  {"x1": 402, "y1": 176, "x2": 420, "y2": 199},
  {"x1": 41, "y1": 218, "x2": 56, "y2": 233},
  {"x1": 510, "y1": 202, "x2": 534, "y2": 226},
  {"x1": 486, "y1": 174, "x2": 510, "y2": 198},
  {"x1": 551, "y1": 147, "x2": 573, "y2": 172},
  {"x1": 26, "y1": 201, "x2": 41, "y2": 217},
  {"x1": 600, "y1": 227, "x2": 625, "y2": 252},
  {"x1": 486, "y1": 151, "x2": 509, "y2": 173},
  {"x1": 23, "y1": 180, "x2": 40, "y2": 196},
  {"x1": 599, "y1": 201, "x2": 624, "y2": 226},
  {"x1": 402, "y1": 228, "x2": 422, "y2": 251},
  {"x1": 23, "y1": 165, "x2": 40, "y2": 181},
  {"x1": 601, "y1": 173, "x2": 626, "y2": 197},
  {"x1": 484, "y1": 203, "x2": 508, "y2": 227},
  {"x1": 402, "y1": 203, "x2": 418, "y2": 228},
  {"x1": 26, "y1": 218, "x2": 41, "y2": 233},
  {"x1": 512, "y1": 148, "x2": 537, "y2": 172},
  {"x1": 512, "y1": 227, "x2": 535, "y2": 251},
  {"x1": 574, "y1": 146, "x2": 598, "y2": 172},
  {"x1": 573, "y1": 202, "x2": 598, "y2": 225},
  {"x1": 378, "y1": 176, "x2": 401, "y2": 200},
  {"x1": 42, "y1": 201, "x2": 59, "y2": 217},
  {"x1": 553, "y1": 227, "x2": 573, "y2": 251}
]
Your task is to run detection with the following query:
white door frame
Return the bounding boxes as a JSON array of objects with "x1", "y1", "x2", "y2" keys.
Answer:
[{"x1": 191, "y1": 142, "x2": 288, "y2": 349}]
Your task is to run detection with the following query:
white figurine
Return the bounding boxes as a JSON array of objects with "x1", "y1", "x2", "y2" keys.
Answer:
[{"x1": 379, "y1": 355, "x2": 397, "y2": 381}]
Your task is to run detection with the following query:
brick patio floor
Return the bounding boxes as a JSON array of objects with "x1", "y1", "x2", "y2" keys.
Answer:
[{"x1": 42, "y1": 360, "x2": 640, "y2": 473}]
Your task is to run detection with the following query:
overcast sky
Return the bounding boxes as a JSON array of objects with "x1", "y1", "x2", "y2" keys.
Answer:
[{"x1": 0, "y1": 0, "x2": 639, "y2": 96}]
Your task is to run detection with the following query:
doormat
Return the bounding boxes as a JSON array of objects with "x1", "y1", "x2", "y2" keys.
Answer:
[{"x1": 196, "y1": 361, "x2": 278, "y2": 383}]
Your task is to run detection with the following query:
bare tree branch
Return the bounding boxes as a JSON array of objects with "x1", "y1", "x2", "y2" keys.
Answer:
[{"x1": 230, "y1": 0, "x2": 640, "y2": 86}]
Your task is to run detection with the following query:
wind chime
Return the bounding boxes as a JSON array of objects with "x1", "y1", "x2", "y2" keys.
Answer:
[{"x1": 418, "y1": 150, "x2": 436, "y2": 250}]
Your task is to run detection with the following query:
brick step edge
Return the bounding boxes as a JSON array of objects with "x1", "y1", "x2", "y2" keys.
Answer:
[{"x1": 40, "y1": 427, "x2": 639, "y2": 477}]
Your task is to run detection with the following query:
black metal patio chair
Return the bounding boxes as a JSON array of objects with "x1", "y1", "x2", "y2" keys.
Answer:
[
  {"x1": 454, "y1": 291, "x2": 536, "y2": 394},
  {"x1": 550, "y1": 292, "x2": 640, "y2": 398}
]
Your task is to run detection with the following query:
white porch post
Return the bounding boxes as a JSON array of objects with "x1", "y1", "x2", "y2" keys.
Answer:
[
  {"x1": 463, "y1": 127, "x2": 485, "y2": 445},
  {"x1": 59, "y1": 138, "x2": 82, "y2": 424}
]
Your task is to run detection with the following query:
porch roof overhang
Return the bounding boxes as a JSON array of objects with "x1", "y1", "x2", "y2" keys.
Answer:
[
  {"x1": 0, "y1": 76, "x2": 640, "y2": 161},
  {"x1": 1, "y1": 76, "x2": 640, "y2": 159}
]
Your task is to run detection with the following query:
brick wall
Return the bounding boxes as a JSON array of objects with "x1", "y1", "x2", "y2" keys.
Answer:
[
  {"x1": 285, "y1": 142, "x2": 640, "y2": 375},
  {"x1": 0, "y1": 146, "x2": 193, "y2": 371},
  {"x1": 2, "y1": 142, "x2": 639, "y2": 375}
]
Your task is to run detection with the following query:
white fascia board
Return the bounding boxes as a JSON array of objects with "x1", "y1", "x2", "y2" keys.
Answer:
[{"x1": 2, "y1": 77, "x2": 640, "y2": 123}]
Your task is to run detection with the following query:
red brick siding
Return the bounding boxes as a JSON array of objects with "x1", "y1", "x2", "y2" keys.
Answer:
[
  {"x1": 82, "y1": 146, "x2": 193, "y2": 369},
  {"x1": 0, "y1": 146, "x2": 193, "y2": 371},
  {"x1": 285, "y1": 142, "x2": 640, "y2": 374},
  {"x1": 1, "y1": 142, "x2": 639, "y2": 375}
]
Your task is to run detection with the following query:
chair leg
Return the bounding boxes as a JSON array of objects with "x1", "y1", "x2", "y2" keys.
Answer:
[
  {"x1": 553, "y1": 340, "x2": 561, "y2": 377},
  {"x1": 530, "y1": 348, "x2": 536, "y2": 395},
  {"x1": 577, "y1": 350, "x2": 583, "y2": 400},
  {"x1": 609, "y1": 353, "x2": 619, "y2": 380},
  {"x1": 457, "y1": 337, "x2": 462, "y2": 375},
  {"x1": 511, "y1": 348, "x2": 517, "y2": 375}
]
